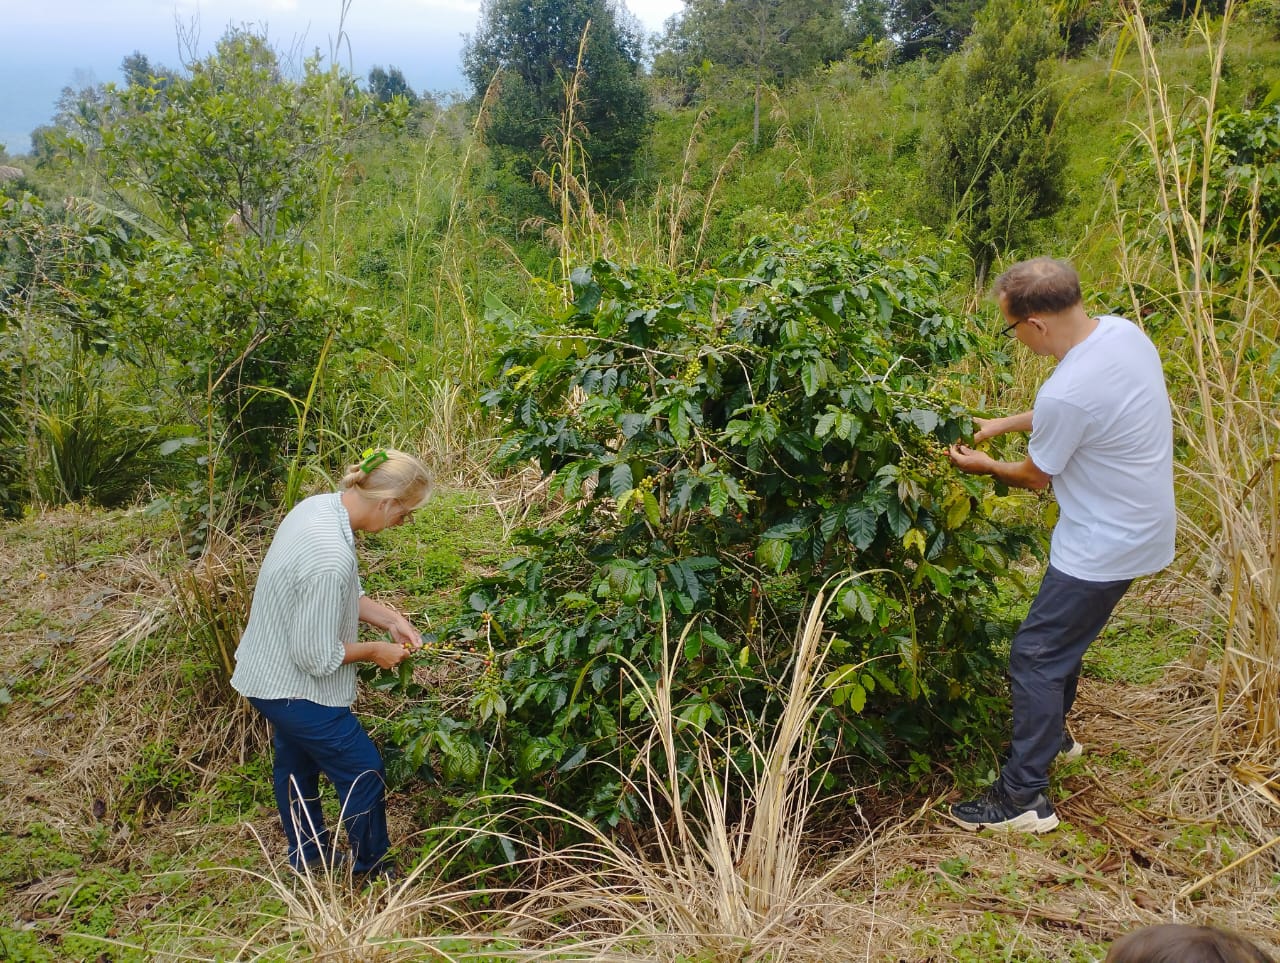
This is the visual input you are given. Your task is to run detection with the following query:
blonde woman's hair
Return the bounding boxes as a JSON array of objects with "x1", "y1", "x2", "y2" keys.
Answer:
[{"x1": 339, "y1": 449, "x2": 433, "y2": 510}]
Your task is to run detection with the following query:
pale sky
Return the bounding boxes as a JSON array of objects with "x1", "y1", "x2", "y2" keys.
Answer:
[{"x1": 1, "y1": 0, "x2": 685, "y2": 156}]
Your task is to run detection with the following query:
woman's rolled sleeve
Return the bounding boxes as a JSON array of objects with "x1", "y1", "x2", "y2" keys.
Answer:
[{"x1": 288, "y1": 570, "x2": 350, "y2": 677}]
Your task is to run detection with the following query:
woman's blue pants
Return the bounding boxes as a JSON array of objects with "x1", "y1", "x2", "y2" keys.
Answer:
[{"x1": 248, "y1": 697, "x2": 391, "y2": 874}]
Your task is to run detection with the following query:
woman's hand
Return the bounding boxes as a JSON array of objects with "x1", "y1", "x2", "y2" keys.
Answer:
[
  {"x1": 342, "y1": 638, "x2": 415, "y2": 668},
  {"x1": 359, "y1": 596, "x2": 423, "y2": 653},
  {"x1": 386, "y1": 616, "x2": 423, "y2": 653},
  {"x1": 368, "y1": 640, "x2": 412, "y2": 670}
]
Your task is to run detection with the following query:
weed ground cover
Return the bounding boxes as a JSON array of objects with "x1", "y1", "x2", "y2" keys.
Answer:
[{"x1": 1, "y1": 504, "x2": 1277, "y2": 961}]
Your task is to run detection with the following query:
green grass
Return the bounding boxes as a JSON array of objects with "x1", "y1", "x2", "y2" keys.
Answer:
[{"x1": 1083, "y1": 610, "x2": 1201, "y2": 685}]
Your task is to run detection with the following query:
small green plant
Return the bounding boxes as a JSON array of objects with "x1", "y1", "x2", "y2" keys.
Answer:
[
  {"x1": 25, "y1": 338, "x2": 178, "y2": 510},
  {"x1": 119, "y1": 740, "x2": 195, "y2": 818}
]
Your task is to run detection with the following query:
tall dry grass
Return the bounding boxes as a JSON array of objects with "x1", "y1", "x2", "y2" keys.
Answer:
[
  {"x1": 494, "y1": 579, "x2": 893, "y2": 962},
  {"x1": 434, "y1": 593, "x2": 881, "y2": 957},
  {"x1": 1109, "y1": 0, "x2": 1280, "y2": 862},
  {"x1": 530, "y1": 21, "x2": 611, "y2": 284}
]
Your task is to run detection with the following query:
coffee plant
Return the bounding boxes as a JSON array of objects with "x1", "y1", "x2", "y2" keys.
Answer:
[{"x1": 391, "y1": 213, "x2": 1043, "y2": 825}]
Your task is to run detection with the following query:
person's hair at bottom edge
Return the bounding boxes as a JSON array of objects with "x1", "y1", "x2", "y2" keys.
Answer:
[{"x1": 1105, "y1": 924, "x2": 1275, "y2": 963}]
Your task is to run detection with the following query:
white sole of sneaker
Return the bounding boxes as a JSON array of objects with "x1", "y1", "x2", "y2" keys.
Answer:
[
  {"x1": 1057, "y1": 741, "x2": 1084, "y2": 762},
  {"x1": 947, "y1": 809, "x2": 1060, "y2": 834}
]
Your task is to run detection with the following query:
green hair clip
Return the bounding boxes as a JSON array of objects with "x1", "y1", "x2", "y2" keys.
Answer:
[{"x1": 360, "y1": 448, "x2": 389, "y2": 472}]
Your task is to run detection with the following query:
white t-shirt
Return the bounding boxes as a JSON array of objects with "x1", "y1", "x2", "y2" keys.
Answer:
[{"x1": 1028, "y1": 315, "x2": 1176, "y2": 581}]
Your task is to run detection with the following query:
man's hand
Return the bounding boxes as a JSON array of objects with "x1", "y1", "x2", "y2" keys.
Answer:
[
  {"x1": 971, "y1": 411, "x2": 1034, "y2": 444},
  {"x1": 949, "y1": 445, "x2": 1051, "y2": 490},
  {"x1": 948, "y1": 443, "x2": 996, "y2": 476}
]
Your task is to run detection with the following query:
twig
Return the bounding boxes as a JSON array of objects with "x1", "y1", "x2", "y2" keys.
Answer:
[{"x1": 1176, "y1": 833, "x2": 1280, "y2": 900}]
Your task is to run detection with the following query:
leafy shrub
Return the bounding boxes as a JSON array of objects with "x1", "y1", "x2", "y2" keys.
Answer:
[
  {"x1": 1243, "y1": 0, "x2": 1280, "y2": 38},
  {"x1": 83, "y1": 31, "x2": 368, "y2": 511},
  {"x1": 0, "y1": 186, "x2": 143, "y2": 516},
  {"x1": 1122, "y1": 98, "x2": 1280, "y2": 313},
  {"x1": 391, "y1": 211, "x2": 1041, "y2": 826},
  {"x1": 1200, "y1": 101, "x2": 1280, "y2": 266}
]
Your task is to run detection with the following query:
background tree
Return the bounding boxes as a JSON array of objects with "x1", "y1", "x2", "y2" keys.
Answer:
[
  {"x1": 655, "y1": 0, "x2": 856, "y2": 146},
  {"x1": 83, "y1": 30, "x2": 367, "y2": 515},
  {"x1": 885, "y1": 0, "x2": 983, "y2": 61},
  {"x1": 368, "y1": 65, "x2": 419, "y2": 105},
  {"x1": 120, "y1": 51, "x2": 177, "y2": 91},
  {"x1": 463, "y1": 0, "x2": 649, "y2": 195},
  {"x1": 917, "y1": 0, "x2": 1065, "y2": 281}
]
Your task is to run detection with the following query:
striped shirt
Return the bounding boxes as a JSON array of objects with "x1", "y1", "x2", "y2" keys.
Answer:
[{"x1": 231, "y1": 493, "x2": 364, "y2": 707}]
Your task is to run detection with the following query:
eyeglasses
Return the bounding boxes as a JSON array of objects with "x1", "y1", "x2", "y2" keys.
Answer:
[{"x1": 1000, "y1": 318, "x2": 1027, "y2": 338}]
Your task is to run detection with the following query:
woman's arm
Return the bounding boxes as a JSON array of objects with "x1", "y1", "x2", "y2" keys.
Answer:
[
  {"x1": 338, "y1": 597, "x2": 421, "y2": 669},
  {"x1": 342, "y1": 639, "x2": 411, "y2": 670},
  {"x1": 358, "y1": 595, "x2": 422, "y2": 650}
]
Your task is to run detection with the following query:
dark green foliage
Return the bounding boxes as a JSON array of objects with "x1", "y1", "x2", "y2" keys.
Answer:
[
  {"x1": 1120, "y1": 96, "x2": 1280, "y2": 322},
  {"x1": 120, "y1": 51, "x2": 177, "y2": 92},
  {"x1": 463, "y1": 0, "x2": 650, "y2": 192},
  {"x1": 1114, "y1": 83, "x2": 1280, "y2": 301},
  {"x1": 1195, "y1": 100, "x2": 1280, "y2": 266},
  {"x1": 391, "y1": 212, "x2": 1042, "y2": 825},
  {"x1": 918, "y1": 0, "x2": 1066, "y2": 281},
  {"x1": 1244, "y1": 0, "x2": 1280, "y2": 39}
]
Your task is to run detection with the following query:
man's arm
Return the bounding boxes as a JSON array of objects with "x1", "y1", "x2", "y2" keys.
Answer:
[
  {"x1": 973, "y1": 410, "x2": 1034, "y2": 444},
  {"x1": 947, "y1": 445, "x2": 1052, "y2": 491}
]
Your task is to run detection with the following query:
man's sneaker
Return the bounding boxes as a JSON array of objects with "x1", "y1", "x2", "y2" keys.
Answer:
[
  {"x1": 948, "y1": 784, "x2": 1060, "y2": 833},
  {"x1": 1058, "y1": 727, "x2": 1084, "y2": 762}
]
